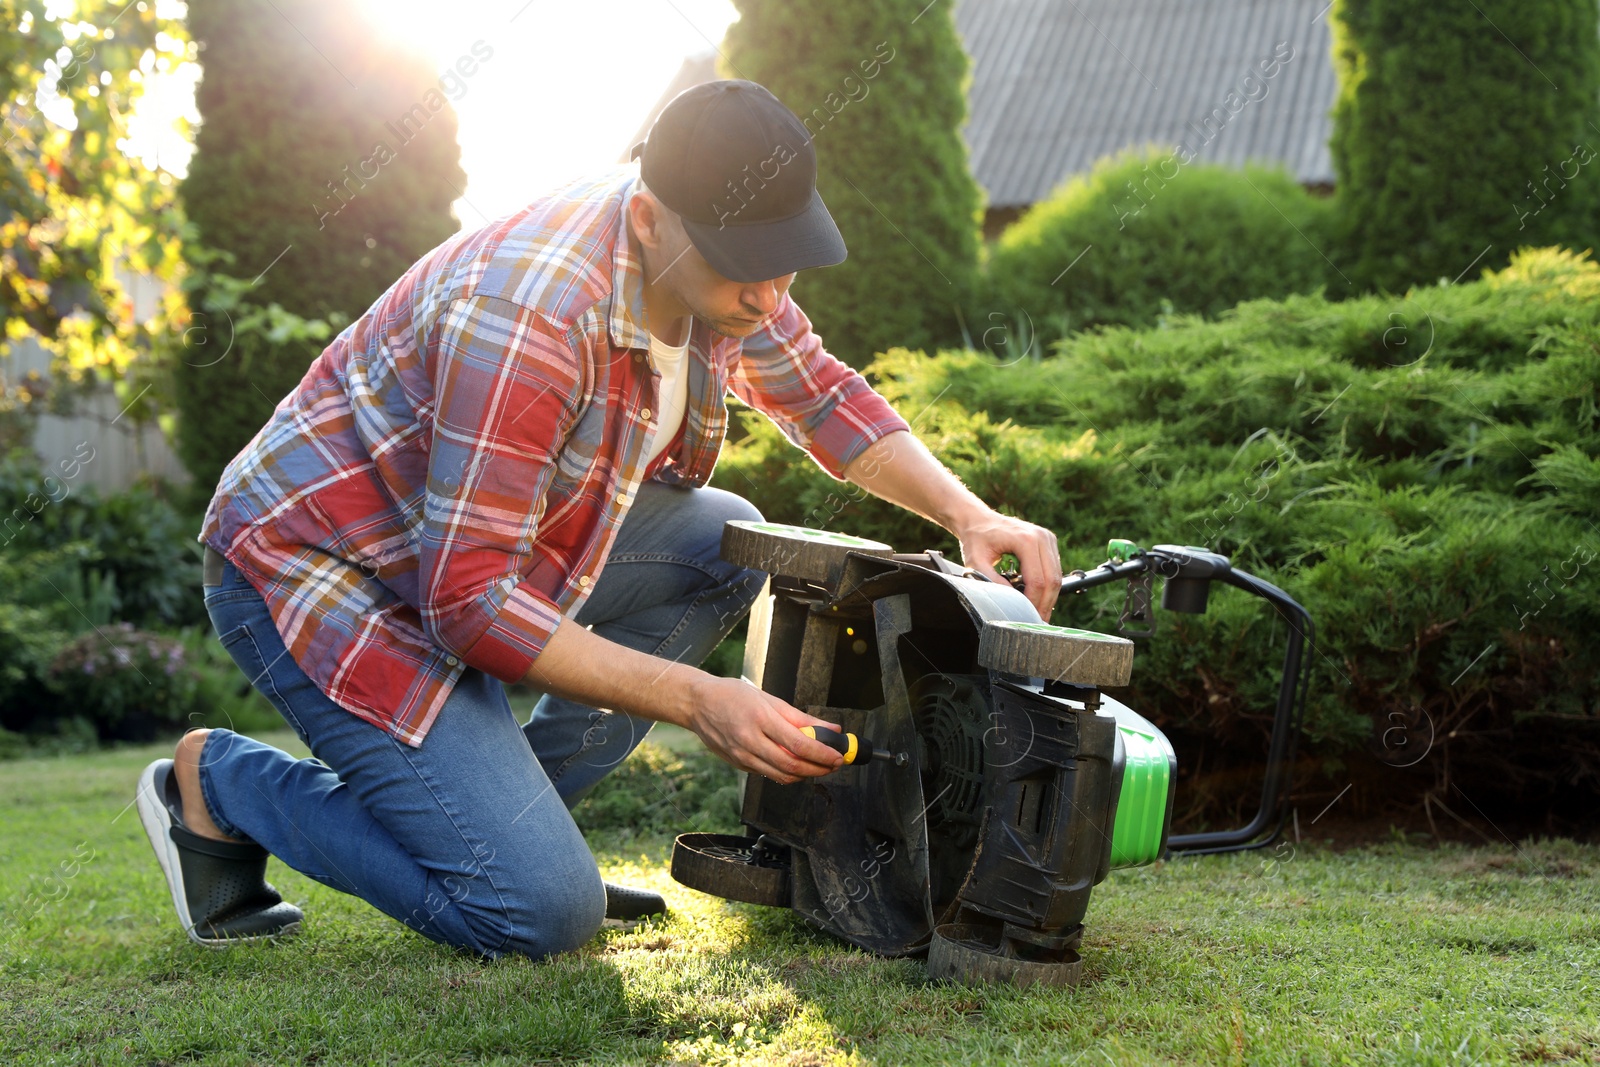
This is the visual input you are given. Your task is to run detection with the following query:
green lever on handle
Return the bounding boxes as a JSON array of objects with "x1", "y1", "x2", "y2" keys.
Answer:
[{"x1": 1107, "y1": 538, "x2": 1142, "y2": 563}]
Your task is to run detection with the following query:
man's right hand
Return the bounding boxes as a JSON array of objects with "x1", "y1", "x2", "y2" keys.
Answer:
[
  {"x1": 685, "y1": 674, "x2": 844, "y2": 783},
  {"x1": 522, "y1": 618, "x2": 844, "y2": 783}
]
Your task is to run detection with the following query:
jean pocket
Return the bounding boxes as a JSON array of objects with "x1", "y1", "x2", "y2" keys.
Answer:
[
  {"x1": 204, "y1": 585, "x2": 267, "y2": 607},
  {"x1": 217, "y1": 622, "x2": 310, "y2": 744}
]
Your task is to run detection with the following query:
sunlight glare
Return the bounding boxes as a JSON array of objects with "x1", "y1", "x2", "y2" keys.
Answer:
[
  {"x1": 119, "y1": 0, "x2": 735, "y2": 225},
  {"x1": 350, "y1": 0, "x2": 737, "y2": 226}
]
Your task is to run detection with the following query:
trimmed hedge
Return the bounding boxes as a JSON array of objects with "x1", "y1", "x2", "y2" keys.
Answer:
[
  {"x1": 712, "y1": 247, "x2": 1600, "y2": 810},
  {"x1": 984, "y1": 150, "x2": 1336, "y2": 339},
  {"x1": 1330, "y1": 0, "x2": 1600, "y2": 294}
]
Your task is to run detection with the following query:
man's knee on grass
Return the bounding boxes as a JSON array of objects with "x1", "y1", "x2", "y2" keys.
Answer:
[{"x1": 407, "y1": 849, "x2": 606, "y2": 959}]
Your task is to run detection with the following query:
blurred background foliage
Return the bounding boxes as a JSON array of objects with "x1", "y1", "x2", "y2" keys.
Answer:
[
  {"x1": 1329, "y1": 0, "x2": 1600, "y2": 295},
  {"x1": 172, "y1": 0, "x2": 466, "y2": 499},
  {"x1": 983, "y1": 149, "x2": 1337, "y2": 337},
  {"x1": 0, "y1": 0, "x2": 187, "y2": 428},
  {"x1": 0, "y1": 455, "x2": 281, "y2": 754}
]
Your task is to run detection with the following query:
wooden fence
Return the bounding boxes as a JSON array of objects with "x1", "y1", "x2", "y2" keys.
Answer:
[{"x1": 11, "y1": 335, "x2": 188, "y2": 492}]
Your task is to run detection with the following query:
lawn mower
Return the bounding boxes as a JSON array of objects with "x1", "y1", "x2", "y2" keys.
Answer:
[{"x1": 670, "y1": 522, "x2": 1314, "y2": 987}]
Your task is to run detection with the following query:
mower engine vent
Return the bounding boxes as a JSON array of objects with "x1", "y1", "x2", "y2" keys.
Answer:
[{"x1": 911, "y1": 674, "x2": 991, "y2": 845}]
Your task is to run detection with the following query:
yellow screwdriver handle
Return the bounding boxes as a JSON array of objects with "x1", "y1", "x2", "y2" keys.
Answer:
[{"x1": 802, "y1": 725, "x2": 860, "y2": 765}]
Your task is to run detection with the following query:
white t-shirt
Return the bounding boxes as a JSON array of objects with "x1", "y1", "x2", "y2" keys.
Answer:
[{"x1": 642, "y1": 321, "x2": 692, "y2": 469}]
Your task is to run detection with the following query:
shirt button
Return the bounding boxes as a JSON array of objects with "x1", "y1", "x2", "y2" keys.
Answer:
[
  {"x1": 634, "y1": 353, "x2": 644, "y2": 362},
  {"x1": 640, "y1": 408, "x2": 652, "y2": 420},
  {"x1": 578, "y1": 575, "x2": 591, "y2": 587},
  {"x1": 618, "y1": 493, "x2": 632, "y2": 506},
  {"x1": 445, "y1": 655, "x2": 460, "y2": 667}
]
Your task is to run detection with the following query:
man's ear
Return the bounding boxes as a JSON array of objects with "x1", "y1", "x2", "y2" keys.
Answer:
[{"x1": 629, "y1": 191, "x2": 667, "y2": 251}]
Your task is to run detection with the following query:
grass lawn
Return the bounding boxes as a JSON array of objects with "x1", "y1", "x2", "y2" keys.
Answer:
[{"x1": 2, "y1": 732, "x2": 1597, "y2": 1066}]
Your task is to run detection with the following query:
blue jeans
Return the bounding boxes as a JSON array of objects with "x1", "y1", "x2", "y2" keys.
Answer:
[{"x1": 197, "y1": 482, "x2": 764, "y2": 958}]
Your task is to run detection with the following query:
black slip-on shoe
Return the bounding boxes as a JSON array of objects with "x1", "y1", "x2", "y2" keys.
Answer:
[
  {"x1": 136, "y1": 758, "x2": 303, "y2": 948},
  {"x1": 604, "y1": 881, "x2": 667, "y2": 921}
]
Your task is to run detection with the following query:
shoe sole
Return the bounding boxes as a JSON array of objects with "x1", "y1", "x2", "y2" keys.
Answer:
[{"x1": 136, "y1": 759, "x2": 300, "y2": 949}]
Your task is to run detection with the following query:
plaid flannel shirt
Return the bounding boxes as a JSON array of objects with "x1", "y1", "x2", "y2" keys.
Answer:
[{"x1": 201, "y1": 168, "x2": 909, "y2": 747}]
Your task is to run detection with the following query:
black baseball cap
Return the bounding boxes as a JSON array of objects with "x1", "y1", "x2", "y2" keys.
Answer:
[{"x1": 631, "y1": 80, "x2": 847, "y2": 283}]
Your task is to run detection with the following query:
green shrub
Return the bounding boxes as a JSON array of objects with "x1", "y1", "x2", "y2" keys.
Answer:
[
  {"x1": 0, "y1": 624, "x2": 283, "y2": 756},
  {"x1": 723, "y1": 0, "x2": 982, "y2": 368},
  {"x1": 0, "y1": 726, "x2": 24, "y2": 760},
  {"x1": 984, "y1": 149, "x2": 1335, "y2": 339},
  {"x1": 700, "y1": 631, "x2": 746, "y2": 680},
  {"x1": 0, "y1": 456, "x2": 279, "y2": 748},
  {"x1": 33, "y1": 622, "x2": 280, "y2": 746},
  {"x1": 0, "y1": 539, "x2": 99, "y2": 738},
  {"x1": 1330, "y1": 0, "x2": 1600, "y2": 294},
  {"x1": 0, "y1": 456, "x2": 204, "y2": 628},
  {"x1": 0, "y1": 601, "x2": 67, "y2": 734},
  {"x1": 45, "y1": 623, "x2": 201, "y2": 742},
  {"x1": 713, "y1": 247, "x2": 1600, "y2": 806}
]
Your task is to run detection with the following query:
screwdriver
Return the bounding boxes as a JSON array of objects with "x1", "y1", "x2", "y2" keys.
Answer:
[{"x1": 802, "y1": 725, "x2": 909, "y2": 767}]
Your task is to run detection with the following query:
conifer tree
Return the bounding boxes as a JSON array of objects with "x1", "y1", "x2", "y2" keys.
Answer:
[
  {"x1": 1330, "y1": 0, "x2": 1600, "y2": 293},
  {"x1": 175, "y1": 0, "x2": 467, "y2": 493}
]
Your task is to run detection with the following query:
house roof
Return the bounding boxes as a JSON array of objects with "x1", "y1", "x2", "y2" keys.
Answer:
[
  {"x1": 627, "y1": 0, "x2": 1339, "y2": 207},
  {"x1": 960, "y1": 0, "x2": 1338, "y2": 207}
]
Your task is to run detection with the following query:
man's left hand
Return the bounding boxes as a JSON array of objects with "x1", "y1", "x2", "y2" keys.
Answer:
[
  {"x1": 954, "y1": 510, "x2": 1062, "y2": 620},
  {"x1": 841, "y1": 432, "x2": 1064, "y2": 620}
]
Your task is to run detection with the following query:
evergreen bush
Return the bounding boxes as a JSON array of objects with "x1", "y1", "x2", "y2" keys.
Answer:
[
  {"x1": 1329, "y1": 0, "x2": 1600, "y2": 294},
  {"x1": 723, "y1": 0, "x2": 982, "y2": 368},
  {"x1": 984, "y1": 150, "x2": 1335, "y2": 340},
  {"x1": 713, "y1": 247, "x2": 1600, "y2": 811},
  {"x1": 174, "y1": 0, "x2": 466, "y2": 495}
]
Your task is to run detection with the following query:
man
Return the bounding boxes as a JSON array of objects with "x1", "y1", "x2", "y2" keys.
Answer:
[{"x1": 136, "y1": 80, "x2": 1062, "y2": 956}]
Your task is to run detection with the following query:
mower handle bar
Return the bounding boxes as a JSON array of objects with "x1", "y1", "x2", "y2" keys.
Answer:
[{"x1": 1054, "y1": 547, "x2": 1314, "y2": 857}]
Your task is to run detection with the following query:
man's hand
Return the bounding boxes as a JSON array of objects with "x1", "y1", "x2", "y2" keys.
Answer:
[
  {"x1": 685, "y1": 674, "x2": 845, "y2": 783},
  {"x1": 842, "y1": 430, "x2": 1064, "y2": 621},
  {"x1": 954, "y1": 510, "x2": 1063, "y2": 621},
  {"x1": 524, "y1": 619, "x2": 843, "y2": 781}
]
